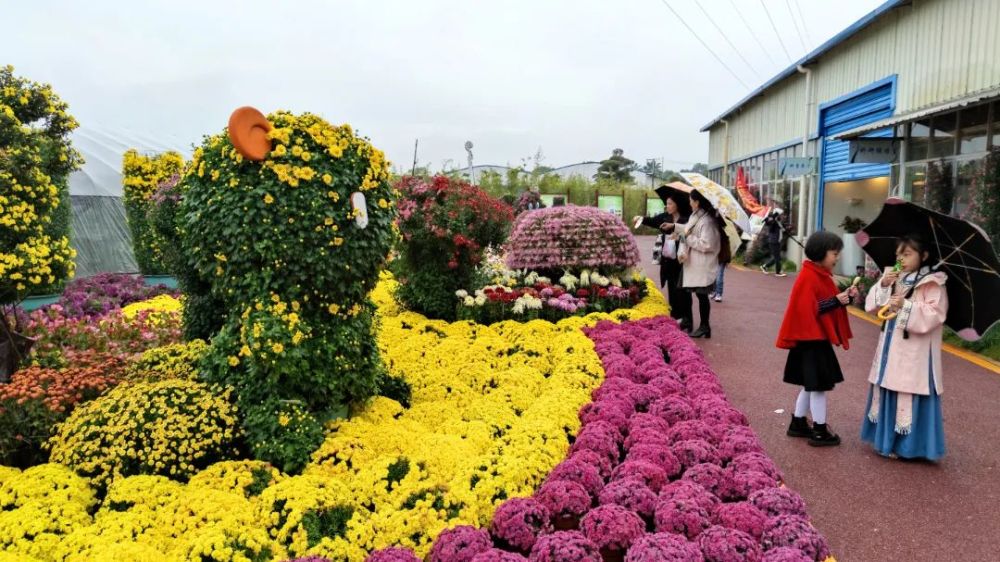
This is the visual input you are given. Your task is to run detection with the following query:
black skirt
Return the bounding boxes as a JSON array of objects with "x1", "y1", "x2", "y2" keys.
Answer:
[{"x1": 783, "y1": 340, "x2": 844, "y2": 392}]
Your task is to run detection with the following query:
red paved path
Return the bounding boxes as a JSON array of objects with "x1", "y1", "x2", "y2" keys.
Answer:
[{"x1": 637, "y1": 236, "x2": 1000, "y2": 562}]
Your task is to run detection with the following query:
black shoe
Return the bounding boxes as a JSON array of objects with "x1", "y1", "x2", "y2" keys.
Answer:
[
  {"x1": 808, "y1": 423, "x2": 841, "y2": 447},
  {"x1": 678, "y1": 318, "x2": 692, "y2": 333},
  {"x1": 690, "y1": 326, "x2": 712, "y2": 339},
  {"x1": 787, "y1": 415, "x2": 812, "y2": 438}
]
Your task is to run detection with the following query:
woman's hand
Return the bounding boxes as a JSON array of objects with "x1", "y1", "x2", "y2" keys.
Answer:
[{"x1": 659, "y1": 222, "x2": 674, "y2": 232}]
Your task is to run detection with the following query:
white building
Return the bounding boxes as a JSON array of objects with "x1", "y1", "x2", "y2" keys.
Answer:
[{"x1": 701, "y1": 0, "x2": 1000, "y2": 267}]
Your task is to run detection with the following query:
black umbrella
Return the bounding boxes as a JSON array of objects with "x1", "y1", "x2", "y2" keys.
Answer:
[{"x1": 856, "y1": 197, "x2": 1000, "y2": 341}]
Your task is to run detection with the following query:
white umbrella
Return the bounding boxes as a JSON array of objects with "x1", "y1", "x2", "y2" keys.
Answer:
[{"x1": 680, "y1": 172, "x2": 752, "y2": 233}]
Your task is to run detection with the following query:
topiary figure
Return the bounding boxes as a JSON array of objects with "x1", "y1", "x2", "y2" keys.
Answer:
[{"x1": 179, "y1": 107, "x2": 396, "y2": 473}]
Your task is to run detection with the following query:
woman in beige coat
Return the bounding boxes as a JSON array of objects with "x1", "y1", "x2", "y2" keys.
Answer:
[{"x1": 678, "y1": 190, "x2": 726, "y2": 338}]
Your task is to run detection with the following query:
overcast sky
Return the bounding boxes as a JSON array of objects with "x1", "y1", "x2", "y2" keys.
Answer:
[{"x1": 4, "y1": 0, "x2": 884, "y2": 172}]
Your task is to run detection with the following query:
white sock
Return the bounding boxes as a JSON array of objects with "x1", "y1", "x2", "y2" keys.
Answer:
[
  {"x1": 810, "y1": 391, "x2": 828, "y2": 424},
  {"x1": 794, "y1": 389, "x2": 810, "y2": 418}
]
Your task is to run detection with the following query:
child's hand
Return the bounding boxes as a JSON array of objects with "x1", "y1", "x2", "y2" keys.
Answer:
[
  {"x1": 881, "y1": 270, "x2": 899, "y2": 287},
  {"x1": 847, "y1": 286, "x2": 860, "y2": 299},
  {"x1": 889, "y1": 295, "x2": 904, "y2": 311},
  {"x1": 836, "y1": 291, "x2": 851, "y2": 305}
]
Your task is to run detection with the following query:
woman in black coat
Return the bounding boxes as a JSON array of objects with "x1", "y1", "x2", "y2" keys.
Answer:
[{"x1": 635, "y1": 187, "x2": 693, "y2": 330}]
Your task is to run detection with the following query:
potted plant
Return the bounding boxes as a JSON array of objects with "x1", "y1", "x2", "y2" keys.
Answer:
[{"x1": 838, "y1": 216, "x2": 868, "y2": 276}]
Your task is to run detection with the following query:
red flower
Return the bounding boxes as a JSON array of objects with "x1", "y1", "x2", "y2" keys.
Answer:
[
  {"x1": 447, "y1": 260, "x2": 458, "y2": 269},
  {"x1": 598, "y1": 288, "x2": 608, "y2": 298},
  {"x1": 577, "y1": 289, "x2": 590, "y2": 298}
]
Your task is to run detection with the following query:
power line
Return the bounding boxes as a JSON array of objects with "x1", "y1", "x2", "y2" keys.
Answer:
[
  {"x1": 759, "y1": 0, "x2": 792, "y2": 62},
  {"x1": 693, "y1": 0, "x2": 762, "y2": 81},
  {"x1": 727, "y1": 0, "x2": 778, "y2": 68},
  {"x1": 785, "y1": 0, "x2": 808, "y2": 52},
  {"x1": 656, "y1": 0, "x2": 752, "y2": 90},
  {"x1": 793, "y1": 0, "x2": 812, "y2": 47}
]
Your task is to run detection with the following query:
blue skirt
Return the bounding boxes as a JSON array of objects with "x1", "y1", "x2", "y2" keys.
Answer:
[
  {"x1": 860, "y1": 317, "x2": 945, "y2": 460},
  {"x1": 860, "y1": 381, "x2": 945, "y2": 460}
]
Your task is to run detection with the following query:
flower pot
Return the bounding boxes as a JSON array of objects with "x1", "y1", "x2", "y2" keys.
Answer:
[
  {"x1": 840, "y1": 233, "x2": 865, "y2": 277},
  {"x1": 553, "y1": 515, "x2": 580, "y2": 531},
  {"x1": 600, "y1": 547, "x2": 626, "y2": 562}
]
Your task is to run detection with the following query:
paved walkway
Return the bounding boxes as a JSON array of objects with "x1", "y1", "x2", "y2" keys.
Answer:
[{"x1": 636, "y1": 236, "x2": 1000, "y2": 562}]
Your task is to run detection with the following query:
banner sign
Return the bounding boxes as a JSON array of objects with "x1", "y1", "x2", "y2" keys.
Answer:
[
  {"x1": 778, "y1": 157, "x2": 817, "y2": 177},
  {"x1": 849, "y1": 138, "x2": 899, "y2": 164}
]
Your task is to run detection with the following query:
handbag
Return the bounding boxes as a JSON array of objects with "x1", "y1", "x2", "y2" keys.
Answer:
[
  {"x1": 662, "y1": 238, "x2": 678, "y2": 260},
  {"x1": 652, "y1": 234, "x2": 664, "y2": 264}
]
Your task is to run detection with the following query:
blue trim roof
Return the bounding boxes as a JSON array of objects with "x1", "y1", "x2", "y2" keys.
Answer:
[{"x1": 699, "y1": 0, "x2": 909, "y2": 132}]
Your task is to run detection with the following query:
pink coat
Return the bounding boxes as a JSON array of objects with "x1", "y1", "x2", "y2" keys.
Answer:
[
  {"x1": 679, "y1": 210, "x2": 721, "y2": 289},
  {"x1": 865, "y1": 271, "x2": 948, "y2": 396}
]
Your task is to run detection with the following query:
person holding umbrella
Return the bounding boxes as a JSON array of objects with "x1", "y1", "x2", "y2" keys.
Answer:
[
  {"x1": 677, "y1": 189, "x2": 730, "y2": 339},
  {"x1": 857, "y1": 198, "x2": 1000, "y2": 460},
  {"x1": 861, "y1": 234, "x2": 948, "y2": 460},
  {"x1": 634, "y1": 184, "x2": 693, "y2": 330}
]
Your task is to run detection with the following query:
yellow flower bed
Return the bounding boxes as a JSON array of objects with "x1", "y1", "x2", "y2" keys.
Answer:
[
  {"x1": 120, "y1": 294, "x2": 184, "y2": 326},
  {"x1": 0, "y1": 277, "x2": 668, "y2": 561}
]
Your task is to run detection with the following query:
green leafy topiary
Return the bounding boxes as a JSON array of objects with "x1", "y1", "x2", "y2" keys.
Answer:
[{"x1": 179, "y1": 110, "x2": 396, "y2": 472}]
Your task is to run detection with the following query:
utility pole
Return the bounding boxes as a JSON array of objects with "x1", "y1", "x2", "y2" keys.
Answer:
[
  {"x1": 465, "y1": 141, "x2": 475, "y2": 185},
  {"x1": 411, "y1": 139, "x2": 419, "y2": 176}
]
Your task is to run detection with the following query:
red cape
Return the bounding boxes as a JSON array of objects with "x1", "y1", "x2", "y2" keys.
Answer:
[{"x1": 776, "y1": 260, "x2": 853, "y2": 350}]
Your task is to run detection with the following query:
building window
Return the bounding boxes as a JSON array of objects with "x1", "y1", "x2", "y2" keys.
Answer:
[
  {"x1": 909, "y1": 119, "x2": 931, "y2": 161},
  {"x1": 903, "y1": 162, "x2": 927, "y2": 204},
  {"x1": 959, "y1": 103, "x2": 990, "y2": 155},
  {"x1": 955, "y1": 159, "x2": 982, "y2": 219},
  {"x1": 930, "y1": 113, "x2": 958, "y2": 158}
]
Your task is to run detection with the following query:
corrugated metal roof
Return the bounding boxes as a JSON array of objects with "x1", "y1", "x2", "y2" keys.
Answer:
[
  {"x1": 699, "y1": 0, "x2": 910, "y2": 133},
  {"x1": 832, "y1": 85, "x2": 1000, "y2": 140}
]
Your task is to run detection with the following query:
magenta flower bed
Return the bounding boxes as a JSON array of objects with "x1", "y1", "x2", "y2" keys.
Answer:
[{"x1": 357, "y1": 316, "x2": 832, "y2": 562}]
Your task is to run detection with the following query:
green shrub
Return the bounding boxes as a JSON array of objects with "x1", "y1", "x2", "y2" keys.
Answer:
[
  {"x1": 121, "y1": 150, "x2": 185, "y2": 275},
  {"x1": 395, "y1": 175, "x2": 514, "y2": 320}
]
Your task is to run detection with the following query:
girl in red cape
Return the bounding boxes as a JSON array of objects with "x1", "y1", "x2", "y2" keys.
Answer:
[{"x1": 776, "y1": 231, "x2": 859, "y2": 447}]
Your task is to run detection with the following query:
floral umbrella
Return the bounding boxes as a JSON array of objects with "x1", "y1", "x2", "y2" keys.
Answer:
[{"x1": 679, "y1": 173, "x2": 752, "y2": 233}]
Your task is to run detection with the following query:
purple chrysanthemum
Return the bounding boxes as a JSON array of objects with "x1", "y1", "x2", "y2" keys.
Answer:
[
  {"x1": 668, "y1": 421, "x2": 720, "y2": 446},
  {"x1": 681, "y1": 463, "x2": 727, "y2": 497},
  {"x1": 625, "y1": 442, "x2": 682, "y2": 478},
  {"x1": 528, "y1": 531, "x2": 602, "y2": 562},
  {"x1": 429, "y1": 526, "x2": 493, "y2": 562},
  {"x1": 611, "y1": 460, "x2": 668, "y2": 493},
  {"x1": 654, "y1": 497, "x2": 712, "y2": 540},
  {"x1": 697, "y1": 525, "x2": 762, "y2": 562},
  {"x1": 546, "y1": 458, "x2": 605, "y2": 498},
  {"x1": 490, "y1": 499, "x2": 553, "y2": 553},
  {"x1": 598, "y1": 478, "x2": 659, "y2": 520},
  {"x1": 568, "y1": 449, "x2": 614, "y2": 480},
  {"x1": 647, "y1": 375, "x2": 686, "y2": 397},
  {"x1": 748, "y1": 488, "x2": 808, "y2": 519},
  {"x1": 671, "y1": 439, "x2": 722, "y2": 469},
  {"x1": 712, "y1": 502, "x2": 768, "y2": 540},
  {"x1": 624, "y1": 532, "x2": 704, "y2": 562},
  {"x1": 627, "y1": 413, "x2": 671, "y2": 436},
  {"x1": 535, "y1": 479, "x2": 592, "y2": 523},
  {"x1": 649, "y1": 395, "x2": 695, "y2": 426},
  {"x1": 579, "y1": 504, "x2": 646, "y2": 552},
  {"x1": 729, "y1": 452, "x2": 784, "y2": 482},
  {"x1": 720, "y1": 468, "x2": 778, "y2": 502},
  {"x1": 761, "y1": 516, "x2": 831, "y2": 561},
  {"x1": 471, "y1": 549, "x2": 529, "y2": 562},
  {"x1": 625, "y1": 427, "x2": 672, "y2": 451},
  {"x1": 659, "y1": 480, "x2": 721, "y2": 513}
]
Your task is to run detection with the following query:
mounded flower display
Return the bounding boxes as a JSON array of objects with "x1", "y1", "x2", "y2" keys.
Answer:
[{"x1": 504, "y1": 206, "x2": 641, "y2": 273}]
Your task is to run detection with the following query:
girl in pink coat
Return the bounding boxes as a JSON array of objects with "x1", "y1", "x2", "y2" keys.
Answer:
[{"x1": 861, "y1": 234, "x2": 948, "y2": 461}]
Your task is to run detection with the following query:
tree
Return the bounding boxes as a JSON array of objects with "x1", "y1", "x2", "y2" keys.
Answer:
[
  {"x1": 0, "y1": 65, "x2": 82, "y2": 375},
  {"x1": 970, "y1": 148, "x2": 1000, "y2": 255},
  {"x1": 594, "y1": 148, "x2": 636, "y2": 183},
  {"x1": 683, "y1": 162, "x2": 710, "y2": 175}
]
